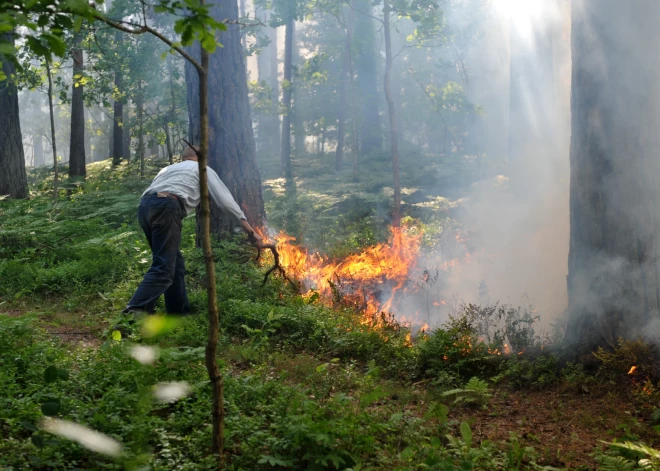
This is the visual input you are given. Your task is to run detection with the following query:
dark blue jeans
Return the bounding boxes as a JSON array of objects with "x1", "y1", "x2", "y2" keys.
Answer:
[{"x1": 126, "y1": 193, "x2": 190, "y2": 314}]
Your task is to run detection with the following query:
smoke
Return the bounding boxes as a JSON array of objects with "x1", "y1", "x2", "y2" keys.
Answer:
[{"x1": 407, "y1": 0, "x2": 572, "y2": 330}]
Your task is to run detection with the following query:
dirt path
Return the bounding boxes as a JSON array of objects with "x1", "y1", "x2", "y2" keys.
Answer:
[{"x1": 1, "y1": 308, "x2": 102, "y2": 348}]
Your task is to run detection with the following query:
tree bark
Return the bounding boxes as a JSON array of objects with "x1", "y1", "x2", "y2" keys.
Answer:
[
  {"x1": 112, "y1": 34, "x2": 124, "y2": 166},
  {"x1": 46, "y1": 59, "x2": 58, "y2": 200},
  {"x1": 195, "y1": 42, "x2": 225, "y2": 468},
  {"x1": 354, "y1": 0, "x2": 381, "y2": 154},
  {"x1": 268, "y1": 24, "x2": 280, "y2": 152},
  {"x1": 0, "y1": 33, "x2": 28, "y2": 199},
  {"x1": 186, "y1": 0, "x2": 266, "y2": 235},
  {"x1": 383, "y1": 0, "x2": 401, "y2": 227},
  {"x1": 280, "y1": 16, "x2": 294, "y2": 182},
  {"x1": 335, "y1": 39, "x2": 348, "y2": 172},
  {"x1": 69, "y1": 34, "x2": 86, "y2": 179},
  {"x1": 566, "y1": 0, "x2": 660, "y2": 350},
  {"x1": 136, "y1": 82, "x2": 145, "y2": 177},
  {"x1": 292, "y1": 28, "x2": 305, "y2": 157}
]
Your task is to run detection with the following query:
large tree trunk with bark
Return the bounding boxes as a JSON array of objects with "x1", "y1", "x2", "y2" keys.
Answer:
[
  {"x1": 354, "y1": 0, "x2": 381, "y2": 155},
  {"x1": 280, "y1": 16, "x2": 294, "y2": 182},
  {"x1": 0, "y1": 33, "x2": 28, "y2": 199},
  {"x1": 186, "y1": 0, "x2": 266, "y2": 234},
  {"x1": 383, "y1": 0, "x2": 401, "y2": 227},
  {"x1": 566, "y1": 0, "x2": 660, "y2": 351},
  {"x1": 69, "y1": 34, "x2": 86, "y2": 179}
]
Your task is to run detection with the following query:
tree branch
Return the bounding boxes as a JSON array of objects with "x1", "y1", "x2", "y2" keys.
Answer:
[{"x1": 91, "y1": 12, "x2": 203, "y2": 73}]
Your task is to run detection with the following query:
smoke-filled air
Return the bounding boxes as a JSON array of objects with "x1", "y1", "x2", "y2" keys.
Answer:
[{"x1": 2, "y1": 0, "x2": 660, "y2": 468}]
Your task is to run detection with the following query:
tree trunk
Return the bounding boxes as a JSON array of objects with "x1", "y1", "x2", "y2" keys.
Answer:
[
  {"x1": 268, "y1": 24, "x2": 280, "y2": 153},
  {"x1": 292, "y1": 29, "x2": 305, "y2": 158},
  {"x1": 346, "y1": 3, "x2": 359, "y2": 176},
  {"x1": 280, "y1": 16, "x2": 294, "y2": 182},
  {"x1": 186, "y1": 0, "x2": 266, "y2": 235},
  {"x1": 566, "y1": 0, "x2": 660, "y2": 350},
  {"x1": 383, "y1": 0, "x2": 401, "y2": 227},
  {"x1": 354, "y1": 0, "x2": 381, "y2": 154},
  {"x1": 84, "y1": 108, "x2": 92, "y2": 163},
  {"x1": 137, "y1": 82, "x2": 145, "y2": 177},
  {"x1": 123, "y1": 101, "x2": 131, "y2": 161},
  {"x1": 112, "y1": 35, "x2": 124, "y2": 166},
  {"x1": 46, "y1": 59, "x2": 58, "y2": 200},
  {"x1": 69, "y1": 34, "x2": 86, "y2": 179},
  {"x1": 0, "y1": 33, "x2": 28, "y2": 199},
  {"x1": 164, "y1": 121, "x2": 173, "y2": 164},
  {"x1": 335, "y1": 47, "x2": 347, "y2": 172}
]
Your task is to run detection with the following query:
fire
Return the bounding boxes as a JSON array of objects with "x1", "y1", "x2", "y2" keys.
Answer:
[
  {"x1": 628, "y1": 365, "x2": 637, "y2": 375},
  {"x1": 261, "y1": 224, "x2": 423, "y2": 327}
]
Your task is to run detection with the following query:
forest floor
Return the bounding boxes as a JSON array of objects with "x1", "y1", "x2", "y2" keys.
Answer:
[{"x1": 1, "y1": 157, "x2": 659, "y2": 470}]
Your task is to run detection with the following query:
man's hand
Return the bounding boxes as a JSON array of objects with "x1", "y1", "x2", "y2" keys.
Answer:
[
  {"x1": 250, "y1": 231, "x2": 263, "y2": 247},
  {"x1": 241, "y1": 219, "x2": 263, "y2": 247}
]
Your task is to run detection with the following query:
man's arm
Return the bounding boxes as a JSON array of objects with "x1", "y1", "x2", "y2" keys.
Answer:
[{"x1": 207, "y1": 169, "x2": 262, "y2": 246}]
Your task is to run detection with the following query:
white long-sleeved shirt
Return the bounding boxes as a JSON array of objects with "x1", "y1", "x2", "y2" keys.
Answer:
[{"x1": 142, "y1": 160, "x2": 247, "y2": 221}]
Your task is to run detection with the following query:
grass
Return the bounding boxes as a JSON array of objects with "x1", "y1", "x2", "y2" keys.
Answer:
[{"x1": 1, "y1": 157, "x2": 660, "y2": 470}]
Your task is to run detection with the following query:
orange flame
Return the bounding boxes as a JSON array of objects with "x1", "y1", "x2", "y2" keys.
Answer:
[
  {"x1": 261, "y1": 225, "x2": 423, "y2": 327},
  {"x1": 628, "y1": 365, "x2": 637, "y2": 375}
]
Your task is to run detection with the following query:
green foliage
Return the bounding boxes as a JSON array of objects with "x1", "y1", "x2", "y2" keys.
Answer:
[
  {"x1": 441, "y1": 376, "x2": 492, "y2": 408},
  {"x1": 593, "y1": 339, "x2": 659, "y2": 383}
]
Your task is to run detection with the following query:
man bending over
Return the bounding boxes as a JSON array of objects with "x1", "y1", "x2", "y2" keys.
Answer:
[{"x1": 124, "y1": 145, "x2": 262, "y2": 315}]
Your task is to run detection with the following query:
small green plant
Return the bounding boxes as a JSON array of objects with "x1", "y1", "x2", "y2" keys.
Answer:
[{"x1": 441, "y1": 377, "x2": 492, "y2": 408}]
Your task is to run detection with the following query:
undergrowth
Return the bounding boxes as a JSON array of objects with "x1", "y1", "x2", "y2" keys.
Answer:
[{"x1": 2, "y1": 159, "x2": 660, "y2": 470}]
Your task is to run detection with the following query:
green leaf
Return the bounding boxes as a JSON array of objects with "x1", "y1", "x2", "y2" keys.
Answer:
[
  {"x1": 41, "y1": 401, "x2": 60, "y2": 417},
  {"x1": 460, "y1": 421, "x2": 472, "y2": 449},
  {"x1": 0, "y1": 42, "x2": 15, "y2": 55},
  {"x1": 31, "y1": 433, "x2": 45, "y2": 449},
  {"x1": 201, "y1": 34, "x2": 216, "y2": 53},
  {"x1": 57, "y1": 368, "x2": 69, "y2": 381},
  {"x1": 41, "y1": 33, "x2": 66, "y2": 57},
  {"x1": 21, "y1": 420, "x2": 38, "y2": 432},
  {"x1": 44, "y1": 365, "x2": 58, "y2": 383},
  {"x1": 74, "y1": 16, "x2": 83, "y2": 33},
  {"x1": 111, "y1": 330, "x2": 122, "y2": 341}
]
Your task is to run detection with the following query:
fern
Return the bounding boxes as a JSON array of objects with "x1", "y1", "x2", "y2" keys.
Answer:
[
  {"x1": 441, "y1": 377, "x2": 491, "y2": 407},
  {"x1": 596, "y1": 455, "x2": 639, "y2": 471}
]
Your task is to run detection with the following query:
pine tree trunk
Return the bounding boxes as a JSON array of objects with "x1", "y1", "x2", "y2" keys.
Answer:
[
  {"x1": 69, "y1": 34, "x2": 86, "y2": 179},
  {"x1": 112, "y1": 37, "x2": 124, "y2": 166},
  {"x1": 566, "y1": 0, "x2": 660, "y2": 351},
  {"x1": 268, "y1": 24, "x2": 280, "y2": 153},
  {"x1": 46, "y1": 59, "x2": 58, "y2": 200},
  {"x1": 355, "y1": 0, "x2": 381, "y2": 154},
  {"x1": 137, "y1": 83, "x2": 145, "y2": 177},
  {"x1": 0, "y1": 33, "x2": 28, "y2": 199},
  {"x1": 186, "y1": 0, "x2": 266, "y2": 235},
  {"x1": 383, "y1": 0, "x2": 401, "y2": 227},
  {"x1": 123, "y1": 101, "x2": 131, "y2": 161},
  {"x1": 346, "y1": 3, "x2": 359, "y2": 175},
  {"x1": 280, "y1": 16, "x2": 294, "y2": 181},
  {"x1": 164, "y1": 120, "x2": 173, "y2": 164},
  {"x1": 335, "y1": 44, "x2": 347, "y2": 172}
]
